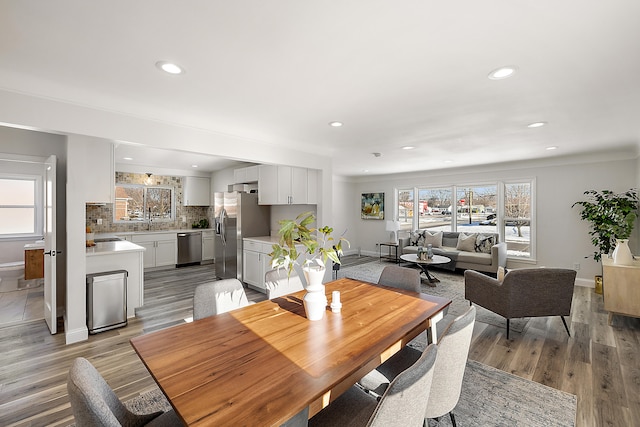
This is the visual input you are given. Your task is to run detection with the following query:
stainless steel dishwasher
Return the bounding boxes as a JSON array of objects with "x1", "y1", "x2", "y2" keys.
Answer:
[{"x1": 177, "y1": 231, "x2": 202, "y2": 266}]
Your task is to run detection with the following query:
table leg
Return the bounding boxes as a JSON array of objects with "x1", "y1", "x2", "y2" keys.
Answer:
[{"x1": 417, "y1": 265, "x2": 440, "y2": 286}]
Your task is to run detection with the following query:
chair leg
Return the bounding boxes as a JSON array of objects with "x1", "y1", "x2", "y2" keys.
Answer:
[
  {"x1": 506, "y1": 319, "x2": 510, "y2": 340},
  {"x1": 561, "y1": 316, "x2": 571, "y2": 337},
  {"x1": 449, "y1": 412, "x2": 457, "y2": 427}
]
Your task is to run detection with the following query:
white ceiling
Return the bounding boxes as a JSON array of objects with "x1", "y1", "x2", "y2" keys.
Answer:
[{"x1": 1, "y1": 1, "x2": 639, "y2": 175}]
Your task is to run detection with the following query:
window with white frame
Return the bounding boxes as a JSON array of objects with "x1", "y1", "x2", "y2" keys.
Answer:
[
  {"x1": 114, "y1": 184, "x2": 174, "y2": 222},
  {"x1": 397, "y1": 188, "x2": 414, "y2": 233},
  {"x1": 418, "y1": 187, "x2": 453, "y2": 231},
  {"x1": 0, "y1": 176, "x2": 42, "y2": 237},
  {"x1": 396, "y1": 179, "x2": 535, "y2": 260},
  {"x1": 503, "y1": 181, "x2": 533, "y2": 258}
]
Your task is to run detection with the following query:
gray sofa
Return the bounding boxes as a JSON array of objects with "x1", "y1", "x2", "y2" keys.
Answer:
[{"x1": 399, "y1": 230, "x2": 507, "y2": 274}]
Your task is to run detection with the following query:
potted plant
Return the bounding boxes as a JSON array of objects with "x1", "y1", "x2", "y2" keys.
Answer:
[
  {"x1": 269, "y1": 211, "x2": 349, "y2": 320},
  {"x1": 572, "y1": 189, "x2": 638, "y2": 292}
]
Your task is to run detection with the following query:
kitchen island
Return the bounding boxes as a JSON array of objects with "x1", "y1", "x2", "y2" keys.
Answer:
[{"x1": 86, "y1": 240, "x2": 145, "y2": 318}]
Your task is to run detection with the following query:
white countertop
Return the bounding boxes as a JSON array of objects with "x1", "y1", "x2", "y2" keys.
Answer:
[
  {"x1": 244, "y1": 235, "x2": 280, "y2": 244},
  {"x1": 86, "y1": 240, "x2": 146, "y2": 256}
]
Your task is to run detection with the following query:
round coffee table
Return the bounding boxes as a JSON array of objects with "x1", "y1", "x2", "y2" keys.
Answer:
[{"x1": 400, "y1": 254, "x2": 451, "y2": 286}]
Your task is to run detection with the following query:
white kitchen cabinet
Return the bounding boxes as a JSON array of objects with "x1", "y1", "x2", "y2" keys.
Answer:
[
  {"x1": 78, "y1": 137, "x2": 114, "y2": 203},
  {"x1": 234, "y1": 166, "x2": 259, "y2": 184},
  {"x1": 183, "y1": 176, "x2": 211, "y2": 206},
  {"x1": 132, "y1": 233, "x2": 177, "y2": 268},
  {"x1": 202, "y1": 230, "x2": 214, "y2": 261},
  {"x1": 307, "y1": 168, "x2": 318, "y2": 205},
  {"x1": 258, "y1": 165, "x2": 309, "y2": 205},
  {"x1": 242, "y1": 239, "x2": 273, "y2": 291}
]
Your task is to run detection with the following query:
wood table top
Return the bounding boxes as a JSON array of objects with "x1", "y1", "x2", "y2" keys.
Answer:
[{"x1": 130, "y1": 277, "x2": 451, "y2": 426}]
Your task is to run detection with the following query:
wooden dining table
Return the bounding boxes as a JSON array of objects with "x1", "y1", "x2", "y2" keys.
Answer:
[{"x1": 130, "y1": 277, "x2": 451, "y2": 426}]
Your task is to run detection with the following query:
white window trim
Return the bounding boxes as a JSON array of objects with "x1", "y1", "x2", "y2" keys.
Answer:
[
  {"x1": 0, "y1": 173, "x2": 44, "y2": 239},
  {"x1": 114, "y1": 183, "x2": 176, "y2": 223},
  {"x1": 396, "y1": 179, "x2": 536, "y2": 261}
]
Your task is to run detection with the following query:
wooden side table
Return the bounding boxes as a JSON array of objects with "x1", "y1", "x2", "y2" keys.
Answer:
[
  {"x1": 379, "y1": 242, "x2": 399, "y2": 264},
  {"x1": 602, "y1": 257, "x2": 640, "y2": 324}
]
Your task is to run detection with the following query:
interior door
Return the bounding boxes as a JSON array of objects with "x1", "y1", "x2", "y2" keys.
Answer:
[{"x1": 44, "y1": 155, "x2": 57, "y2": 334}]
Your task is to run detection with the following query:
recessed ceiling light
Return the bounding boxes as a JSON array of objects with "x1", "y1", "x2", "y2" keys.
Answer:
[
  {"x1": 402, "y1": 146, "x2": 415, "y2": 150},
  {"x1": 329, "y1": 121, "x2": 343, "y2": 127},
  {"x1": 488, "y1": 66, "x2": 517, "y2": 80},
  {"x1": 546, "y1": 146, "x2": 558, "y2": 151},
  {"x1": 444, "y1": 160, "x2": 453, "y2": 164},
  {"x1": 191, "y1": 164, "x2": 198, "y2": 168},
  {"x1": 362, "y1": 169, "x2": 369, "y2": 173},
  {"x1": 527, "y1": 121, "x2": 547, "y2": 128},
  {"x1": 123, "y1": 157, "x2": 133, "y2": 161},
  {"x1": 155, "y1": 61, "x2": 185, "y2": 75}
]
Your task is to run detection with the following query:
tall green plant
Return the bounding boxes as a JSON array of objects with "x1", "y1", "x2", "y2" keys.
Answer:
[
  {"x1": 572, "y1": 189, "x2": 638, "y2": 261},
  {"x1": 269, "y1": 212, "x2": 349, "y2": 276}
]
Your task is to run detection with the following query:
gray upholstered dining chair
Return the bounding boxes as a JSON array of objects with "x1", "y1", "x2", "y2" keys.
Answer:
[
  {"x1": 377, "y1": 265, "x2": 421, "y2": 292},
  {"x1": 309, "y1": 344, "x2": 437, "y2": 427},
  {"x1": 359, "y1": 305, "x2": 475, "y2": 427},
  {"x1": 264, "y1": 268, "x2": 305, "y2": 299},
  {"x1": 67, "y1": 357, "x2": 183, "y2": 427},
  {"x1": 193, "y1": 278, "x2": 250, "y2": 320},
  {"x1": 464, "y1": 268, "x2": 577, "y2": 339}
]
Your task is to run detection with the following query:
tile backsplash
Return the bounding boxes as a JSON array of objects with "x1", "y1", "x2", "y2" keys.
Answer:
[{"x1": 86, "y1": 172, "x2": 213, "y2": 233}]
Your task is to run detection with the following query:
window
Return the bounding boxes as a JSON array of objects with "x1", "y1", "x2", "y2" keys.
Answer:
[
  {"x1": 397, "y1": 188, "x2": 414, "y2": 233},
  {"x1": 0, "y1": 177, "x2": 41, "y2": 237},
  {"x1": 456, "y1": 185, "x2": 498, "y2": 234},
  {"x1": 503, "y1": 182, "x2": 532, "y2": 258},
  {"x1": 114, "y1": 184, "x2": 174, "y2": 222},
  {"x1": 395, "y1": 180, "x2": 535, "y2": 260},
  {"x1": 418, "y1": 187, "x2": 453, "y2": 231}
]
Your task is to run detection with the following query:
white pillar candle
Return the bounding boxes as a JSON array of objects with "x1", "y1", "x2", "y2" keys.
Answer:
[{"x1": 332, "y1": 291, "x2": 341, "y2": 304}]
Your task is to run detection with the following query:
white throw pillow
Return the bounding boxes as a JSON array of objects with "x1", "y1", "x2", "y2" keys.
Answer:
[
  {"x1": 456, "y1": 232, "x2": 477, "y2": 252},
  {"x1": 423, "y1": 231, "x2": 443, "y2": 248}
]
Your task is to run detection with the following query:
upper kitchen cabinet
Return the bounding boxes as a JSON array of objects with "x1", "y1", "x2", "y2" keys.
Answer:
[
  {"x1": 307, "y1": 169, "x2": 318, "y2": 205},
  {"x1": 82, "y1": 138, "x2": 114, "y2": 203},
  {"x1": 258, "y1": 165, "x2": 314, "y2": 205},
  {"x1": 183, "y1": 176, "x2": 211, "y2": 206},
  {"x1": 233, "y1": 165, "x2": 259, "y2": 184}
]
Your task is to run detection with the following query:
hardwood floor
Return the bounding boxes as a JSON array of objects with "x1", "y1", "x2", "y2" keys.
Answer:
[{"x1": 0, "y1": 260, "x2": 638, "y2": 426}]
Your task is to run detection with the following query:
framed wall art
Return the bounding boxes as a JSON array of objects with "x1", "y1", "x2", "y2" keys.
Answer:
[{"x1": 361, "y1": 192, "x2": 384, "y2": 220}]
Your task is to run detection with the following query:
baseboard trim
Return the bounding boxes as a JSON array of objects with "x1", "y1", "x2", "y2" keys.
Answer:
[
  {"x1": 575, "y1": 277, "x2": 594, "y2": 288},
  {"x1": 64, "y1": 313, "x2": 88, "y2": 344}
]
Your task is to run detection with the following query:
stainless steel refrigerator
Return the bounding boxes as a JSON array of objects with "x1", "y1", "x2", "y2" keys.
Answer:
[{"x1": 214, "y1": 191, "x2": 270, "y2": 280}]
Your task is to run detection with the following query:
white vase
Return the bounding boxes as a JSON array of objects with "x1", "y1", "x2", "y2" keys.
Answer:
[
  {"x1": 612, "y1": 239, "x2": 634, "y2": 265},
  {"x1": 302, "y1": 266, "x2": 327, "y2": 321}
]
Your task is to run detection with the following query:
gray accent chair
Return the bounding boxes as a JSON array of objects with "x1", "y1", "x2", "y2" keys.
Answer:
[
  {"x1": 309, "y1": 344, "x2": 437, "y2": 427},
  {"x1": 265, "y1": 268, "x2": 305, "y2": 299},
  {"x1": 67, "y1": 357, "x2": 183, "y2": 426},
  {"x1": 464, "y1": 268, "x2": 577, "y2": 339},
  {"x1": 193, "y1": 278, "x2": 250, "y2": 320},
  {"x1": 359, "y1": 306, "x2": 476, "y2": 427},
  {"x1": 377, "y1": 265, "x2": 421, "y2": 293}
]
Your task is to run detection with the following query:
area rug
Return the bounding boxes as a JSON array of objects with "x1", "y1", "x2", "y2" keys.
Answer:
[
  {"x1": 339, "y1": 257, "x2": 530, "y2": 335},
  {"x1": 121, "y1": 361, "x2": 576, "y2": 427}
]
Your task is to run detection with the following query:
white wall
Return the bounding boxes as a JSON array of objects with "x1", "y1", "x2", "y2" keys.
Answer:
[{"x1": 338, "y1": 151, "x2": 638, "y2": 285}]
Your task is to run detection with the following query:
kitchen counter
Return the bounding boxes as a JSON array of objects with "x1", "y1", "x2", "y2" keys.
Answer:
[
  {"x1": 86, "y1": 240, "x2": 146, "y2": 256},
  {"x1": 86, "y1": 240, "x2": 145, "y2": 319},
  {"x1": 244, "y1": 235, "x2": 280, "y2": 245}
]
